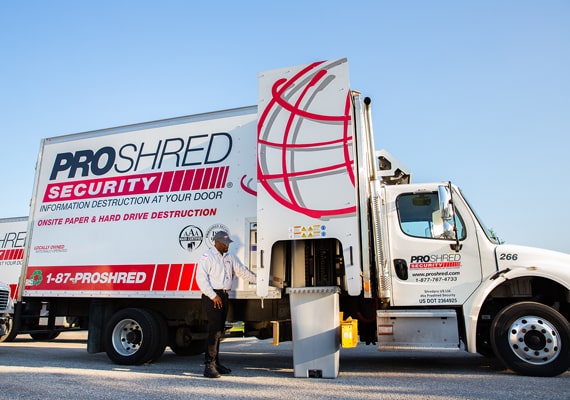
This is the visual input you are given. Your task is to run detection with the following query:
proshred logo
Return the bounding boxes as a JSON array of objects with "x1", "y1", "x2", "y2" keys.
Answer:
[
  {"x1": 0, "y1": 230, "x2": 26, "y2": 250},
  {"x1": 0, "y1": 230, "x2": 26, "y2": 261},
  {"x1": 43, "y1": 132, "x2": 233, "y2": 202},
  {"x1": 49, "y1": 133, "x2": 232, "y2": 180},
  {"x1": 409, "y1": 254, "x2": 462, "y2": 269}
]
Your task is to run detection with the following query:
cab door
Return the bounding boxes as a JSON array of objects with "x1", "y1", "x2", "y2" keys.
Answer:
[{"x1": 383, "y1": 185, "x2": 482, "y2": 307}]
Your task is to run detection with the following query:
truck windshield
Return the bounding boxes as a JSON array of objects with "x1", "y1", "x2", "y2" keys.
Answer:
[{"x1": 457, "y1": 188, "x2": 501, "y2": 245}]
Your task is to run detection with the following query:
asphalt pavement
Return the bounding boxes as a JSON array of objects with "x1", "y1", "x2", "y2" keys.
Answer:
[{"x1": 0, "y1": 332, "x2": 568, "y2": 400}]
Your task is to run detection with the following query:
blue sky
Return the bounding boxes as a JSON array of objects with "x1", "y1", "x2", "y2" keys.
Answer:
[{"x1": 1, "y1": 1, "x2": 569, "y2": 253}]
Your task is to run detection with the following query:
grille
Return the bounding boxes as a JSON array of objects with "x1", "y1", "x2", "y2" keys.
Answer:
[{"x1": 0, "y1": 289, "x2": 9, "y2": 311}]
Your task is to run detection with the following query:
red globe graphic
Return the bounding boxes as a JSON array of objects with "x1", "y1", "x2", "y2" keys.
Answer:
[{"x1": 257, "y1": 60, "x2": 357, "y2": 219}]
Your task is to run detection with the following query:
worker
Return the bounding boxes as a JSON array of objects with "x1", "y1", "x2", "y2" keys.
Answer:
[{"x1": 196, "y1": 230, "x2": 256, "y2": 378}]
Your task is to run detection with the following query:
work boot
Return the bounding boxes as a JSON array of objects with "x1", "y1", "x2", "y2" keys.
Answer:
[
  {"x1": 216, "y1": 363, "x2": 232, "y2": 374},
  {"x1": 203, "y1": 363, "x2": 221, "y2": 378}
]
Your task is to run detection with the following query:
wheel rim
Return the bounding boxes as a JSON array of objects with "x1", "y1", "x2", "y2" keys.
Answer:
[
  {"x1": 112, "y1": 318, "x2": 143, "y2": 356},
  {"x1": 508, "y1": 315, "x2": 560, "y2": 365}
]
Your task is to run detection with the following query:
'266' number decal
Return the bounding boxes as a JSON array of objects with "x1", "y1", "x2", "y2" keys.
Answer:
[{"x1": 500, "y1": 253, "x2": 518, "y2": 261}]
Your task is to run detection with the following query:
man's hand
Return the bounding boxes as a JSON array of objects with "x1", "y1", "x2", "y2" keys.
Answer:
[{"x1": 213, "y1": 295, "x2": 223, "y2": 309}]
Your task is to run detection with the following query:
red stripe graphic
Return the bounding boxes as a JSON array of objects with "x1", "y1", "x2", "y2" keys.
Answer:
[
  {"x1": 191, "y1": 169, "x2": 205, "y2": 190},
  {"x1": 202, "y1": 169, "x2": 213, "y2": 190},
  {"x1": 190, "y1": 265, "x2": 200, "y2": 291},
  {"x1": 210, "y1": 168, "x2": 220, "y2": 189},
  {"x1": 218, "y1": 166, "x2": 229, "y2": 188},
  {"x1": 42, "y1": 167, "x2": 230, "y2": 203},
  {"x1": 181, "y1": 169, "x2": 195, "y2": 191},
  {"x1": 0, "y1": 249, "x2": 24, "y2": 260},
  {"x1": 171, "y1": 170, "x2": 185, "y2": 192},
  {"x1": 410, "y1": 261, "x2": 461, "y2": 269},
  {"x1": 10, "y1": 284, "x2": 19, "y2": 299},
  {"x1": 159, "y1": 171, "x2": 174, "y2": 192},
  {"x1": 166, "y1": 264, "x2": 182, "y2": 290},
  {"x1": 179, "y1": 264, "x2": 194, "y2": 291},
  {"x1": 152, "y1": 264, "x2": 170, "y2": 291}
]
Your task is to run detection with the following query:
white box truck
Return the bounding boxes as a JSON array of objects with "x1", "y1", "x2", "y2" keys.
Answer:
[
  {"x1": 0, "y1": 216, "x2": 67, "y2": 341},
  {"x1": 0, "y1": 217, "x2": 26, "y2": 341},
  {"x1": 13, "y1": 59, "x2": 570, "y2": 376}
]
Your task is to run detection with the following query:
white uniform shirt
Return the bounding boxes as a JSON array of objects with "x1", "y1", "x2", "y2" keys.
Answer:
[{"x1": 196, "y1": 246, "x2": 256, "y2": 300}]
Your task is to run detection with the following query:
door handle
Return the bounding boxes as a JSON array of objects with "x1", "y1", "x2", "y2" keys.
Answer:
[{"x1": 394, "y1": 259, "x2": 408, "y2": 280}]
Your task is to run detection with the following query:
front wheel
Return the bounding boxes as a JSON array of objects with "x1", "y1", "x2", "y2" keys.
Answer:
[
  {"x1": 104, "y1": 308, "x2": 164, "y2": 365},
  {"x1": 0, "y1": 316, "x2": 17, "y2": 342},
  {"x1": 490, "y1": 301, "x2": 570, "y2": 376}
]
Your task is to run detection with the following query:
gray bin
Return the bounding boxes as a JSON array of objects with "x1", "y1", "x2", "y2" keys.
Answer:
[{"x1": 287, "y1": 286, "x2": 340, "y2": 378}]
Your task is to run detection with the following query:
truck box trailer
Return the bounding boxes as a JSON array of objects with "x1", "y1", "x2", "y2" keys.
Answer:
[{"x1": 13, "y1": 59, "x2": 570, "y2": 377}]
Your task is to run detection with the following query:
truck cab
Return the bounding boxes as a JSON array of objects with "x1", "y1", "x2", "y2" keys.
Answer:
[{"x1": 374, "y1": 179, "x2": 570, "y2": 376}]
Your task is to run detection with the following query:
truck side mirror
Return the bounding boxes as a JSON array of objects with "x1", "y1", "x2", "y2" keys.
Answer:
[
  {"x1": 438, "y1": 185, "x2": 454, "y2": 221},
  {"x1": 438, "y1": 184, "x2": 462, "y2": 251}
]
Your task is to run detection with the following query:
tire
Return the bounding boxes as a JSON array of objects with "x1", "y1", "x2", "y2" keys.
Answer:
[
  {"x1": 30, "y1": 331, "x2": 61, "y2": 341},
  {"x1": 147, "y1": 310, "x2": 168, "y2": 362},
  {"x1": 104, "y1": 308, "x2": 163, "y2": 365},
  {"x1": 490, "y1": 301, "x2": 570, "y2": 377},
  {"x1": 170, "y1": 339, "x2": 206, "y2": 356},
  {"x1": 168, "y1": 325, "x2": 206, "y2": 356},
  {"x1": 0, "y1": 316, "x2": 18, "y2": 342}
]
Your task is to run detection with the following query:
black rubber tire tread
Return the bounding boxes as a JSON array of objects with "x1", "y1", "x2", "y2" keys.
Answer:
[
  {"x1": 170, "y1": 339, "x2": 206, "y2": 356},
  {"x1": 103, "y1": 307, "x2": 161, "y2": 365},
  {"x1": 490, "y1": 301, "x2": 570, "y2": 377},
  {"x1": 147, "y1": 310, "x2": 168, "y2": 362},
  {"x1": 29, "y1": 331, "x2": 61, "y2": 341},
  {"x1": 0, "y1": 316, "x2": 18, "y2": 342}
]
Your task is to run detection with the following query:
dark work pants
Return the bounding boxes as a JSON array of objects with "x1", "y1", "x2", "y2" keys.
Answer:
[{"x1": 202, "y1": 291, "x2": 229, "y2": 365}]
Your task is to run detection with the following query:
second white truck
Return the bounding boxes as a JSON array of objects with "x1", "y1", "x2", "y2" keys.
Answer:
[
  {"x1": 10, "y1": 59, "x2": 570, "y2": 377},
  {"x1": 0, "y1": 217, "x2": 27, "y2": 341}
]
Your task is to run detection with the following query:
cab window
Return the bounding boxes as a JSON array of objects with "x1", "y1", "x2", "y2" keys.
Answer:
[{"x1": 396, "y1": 192, "x2": 465, "y2": 240}]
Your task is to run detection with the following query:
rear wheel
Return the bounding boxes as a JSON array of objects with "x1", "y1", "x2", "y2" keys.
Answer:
[
  {"x1": 170, "y1": 339, "x2": 206, "y2": 356},
  {"x1": 104, "y1": 308, "x2": 163, "y2": 365},
  {"x1": 490, "y1": 301, "x2": 570, "y2": 376},
  {"x1": 147, "y1": 310, "x2": 168, "y2": 362},
  {"x1": 168, "y1": 325, "x2": 206, "y2": 356}
]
